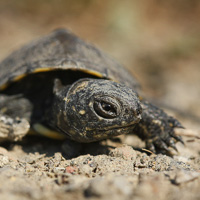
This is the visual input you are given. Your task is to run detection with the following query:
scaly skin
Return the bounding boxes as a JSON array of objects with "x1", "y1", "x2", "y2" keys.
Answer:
[
  {"x1": 0, "y1": 114, "x2": 29, "y2": 142},
  {"x1": 134, "y1": 100, "x2": 184, "y2": 154}
]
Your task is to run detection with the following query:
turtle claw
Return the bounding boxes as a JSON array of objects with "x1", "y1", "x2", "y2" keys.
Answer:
[
  {"x1": 146, "y1": 137, "x2": 176, "y2": 154},
  {"x1": 153, "y1": 128, "x2": 184, "y2": 154},
  {"x1": 154, "y1": 138, "x2": 169, "y2": 152},
  {"x1": 168, "y1": 141, "x2": 178, "y2": 152},
  {"x1": 173, "y1": 134, "x2": 184, "y2": 145},
  {"x1": 146, "y1": 140, "x2": 156, "y2": 153},
  {"x1": 146, "y1": 136, "x2": 179, "y2": 155},
  {"x1": 166, "y1": 137, "x2": 178, "y2": 152}
]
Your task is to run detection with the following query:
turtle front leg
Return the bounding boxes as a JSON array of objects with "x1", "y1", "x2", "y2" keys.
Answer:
[
  {"x1": 0, "y1": 94, "x2": 31, "y2": 142},
  {"x1": 133, "y1": 100, "x2": 184, "y2": 154},
  {"x1": 0, "y1": 114, "x2": 30, "y2": 142}
]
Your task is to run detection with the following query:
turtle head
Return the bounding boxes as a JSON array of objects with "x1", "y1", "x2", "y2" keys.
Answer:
[{"x1": 53, "y1": 78, "x2": 142, "y2": 142}]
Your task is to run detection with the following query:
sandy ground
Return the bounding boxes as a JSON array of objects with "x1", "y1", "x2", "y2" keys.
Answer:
[
  {"x1": 0, "y1": 125, "x2": 200, "y2": 200},
  {"x1": 0, "y1": 1, "x2": 200, "y2": 200}
]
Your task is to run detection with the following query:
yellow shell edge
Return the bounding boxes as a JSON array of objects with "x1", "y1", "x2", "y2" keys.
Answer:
[
  {"x1": 0, "y1": 67, "x2": 104, "y2": 91},
  {"x1": 33, "y1": 123, "x2": 67, "y2": 140}
]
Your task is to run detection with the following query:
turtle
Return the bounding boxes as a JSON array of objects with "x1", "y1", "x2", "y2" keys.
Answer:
[{"x1": 0, "y1": 29, "x2": 183, "y2": 154}]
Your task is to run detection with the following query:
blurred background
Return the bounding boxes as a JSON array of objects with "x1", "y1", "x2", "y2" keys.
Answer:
[{"x1": 0, "y1": 0, "x2": 199, "y2": 129}]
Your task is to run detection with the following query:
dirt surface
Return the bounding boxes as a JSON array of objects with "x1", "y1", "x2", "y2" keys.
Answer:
[
  {"x1": 0, "y1": 1, "x2": 200, "y2": 200},
  {"x1": 0, "y1": 129, "x2": 200, "y2": 200}
]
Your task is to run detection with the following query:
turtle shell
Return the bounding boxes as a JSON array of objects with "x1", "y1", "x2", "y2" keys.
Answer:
[{"x1": 0, "y1": 29, "x2": 140, "y2": 92}]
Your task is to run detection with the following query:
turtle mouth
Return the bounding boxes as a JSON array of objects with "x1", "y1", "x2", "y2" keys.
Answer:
[
  {"x1": 110, "y1": 124, "x2": 136, "y2": 131},
  {"x1": 88, "y1": 123, "x2": 137, "y2": 142},
  {"x1": 97, "y1": 115, "x2": 141, "y2": 131},
  {"x1": 97, "y1": 121, "x2": 137, "y2": 131}
]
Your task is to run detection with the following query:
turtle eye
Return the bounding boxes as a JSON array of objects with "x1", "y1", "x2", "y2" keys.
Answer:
[{"x1": 93, "y1": 100, "x2": 118, "y2": 119}]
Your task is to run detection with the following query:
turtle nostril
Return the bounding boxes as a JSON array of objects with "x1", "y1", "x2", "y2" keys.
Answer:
[
  {"x1": 135, "y1": 103, "x2": 142, "y2": 116},
  {"x1": 136, "y1": 108, "x2": 141, "y2": 115},
  {"x1": 125, "y1": 108, "x2": 129, "y2": 114}
]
